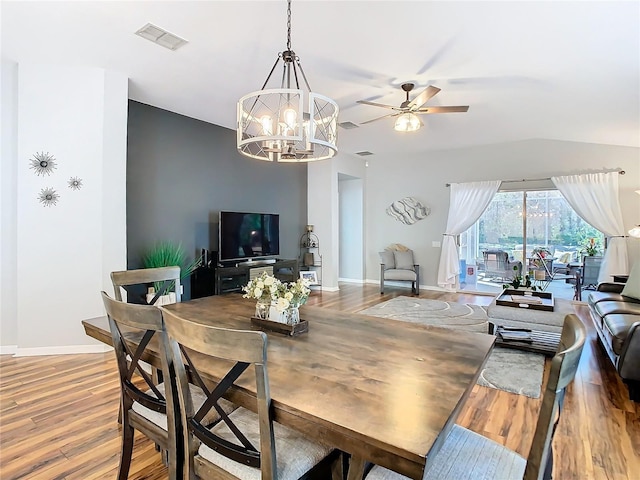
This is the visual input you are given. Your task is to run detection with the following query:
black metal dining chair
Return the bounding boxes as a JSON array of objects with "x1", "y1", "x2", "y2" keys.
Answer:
[{"x1": 365, "y1": 313, "x2": 586, "y2": 480}]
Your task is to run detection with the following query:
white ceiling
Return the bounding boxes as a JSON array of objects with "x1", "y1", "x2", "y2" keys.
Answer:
[{"x1": 2, "y1": 1, "x2": 639, "y2": 158}]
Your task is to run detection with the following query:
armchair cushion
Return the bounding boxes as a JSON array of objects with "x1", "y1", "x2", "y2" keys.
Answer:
[
  {"x1": 379, "y1": 251, "x2": 395, "y2": 270},
  {"x1": 394, "y1": 250, "x2": 415, "y2": 270},
  {"x1": 384, "y1": 269, "x2": 417, "y2": 281}
]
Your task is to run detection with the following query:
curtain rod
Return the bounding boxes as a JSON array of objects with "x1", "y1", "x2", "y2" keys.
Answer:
[{"x1": 445, "y1": 169, "x2": 625, "y2": 187}]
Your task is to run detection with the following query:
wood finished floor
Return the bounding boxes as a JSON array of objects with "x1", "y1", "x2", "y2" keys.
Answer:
[{"x1": 1, "y1": 284, "x2": 638, "y2": 479}]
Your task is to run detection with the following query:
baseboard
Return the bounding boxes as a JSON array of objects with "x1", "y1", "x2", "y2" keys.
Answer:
[
  {"x1": 338, "y1": 278, "x2": 365, "y2": 284},
  {"x1": 455, "y1": 287, "x2": 499, "y2": 297},
  {"x1": 364, "y1": 279, "x2": 446, "y2": 293},
  {"x1": 0, "y1": 345, "x2": 18, "y2": 355},
  {"x1": 320, "y1": 285, "x2": 340, "y2": 292},
  {"x1": 12, "y1": 344, "x2": 113, "y2": 357}
]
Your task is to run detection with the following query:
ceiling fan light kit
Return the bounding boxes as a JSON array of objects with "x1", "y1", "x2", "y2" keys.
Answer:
[
  {"x1": 358, "y1": 82, "x2": 469, "y2": 132},
  {"x1": 394, "y1": 112, "x2": 422, "y2": 132},
  {"x1": 236, "y1": 0, "x2": 338, "y2": 162}
]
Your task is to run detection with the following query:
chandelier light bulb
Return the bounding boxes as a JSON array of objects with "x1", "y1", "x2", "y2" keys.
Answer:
[
  {"x1": 283, "y1": 108, "x2": 297, "y2": 131},
  {"x1": 260, "y1": 115, "x2": 273, "y2": 135}
]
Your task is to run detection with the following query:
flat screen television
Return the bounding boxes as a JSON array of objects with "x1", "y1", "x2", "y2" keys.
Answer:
[{"x1": 219, "y1": 211, "x2": 280, "y2": 262}]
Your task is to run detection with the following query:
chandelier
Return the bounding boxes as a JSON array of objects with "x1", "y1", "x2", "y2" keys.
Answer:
[{"x1": 236, "y1": 0, "x2": 339, "y2": 162}]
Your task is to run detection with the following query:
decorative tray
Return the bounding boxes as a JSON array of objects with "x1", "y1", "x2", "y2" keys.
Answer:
[
  {"x1": 495, "y1": 289, "x2": 554, "y2": 312},
  {"x1": 250, "y1": 317, "x2": 309, "y2": 336}
]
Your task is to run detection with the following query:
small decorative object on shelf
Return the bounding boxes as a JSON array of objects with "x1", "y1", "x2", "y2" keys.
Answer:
[
  {"x1": 300, "y1": 224, "x2": 322, "y2": 285},
  {"x1": 243, "y1": 272, "x2": 311, "y2": 332}
]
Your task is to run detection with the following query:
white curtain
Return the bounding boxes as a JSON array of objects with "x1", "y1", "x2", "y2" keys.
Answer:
[
  {"x1": 551, "y1": 172, "x2": 628, "y2": 283},
  {"x1": 437, "y1": 180, "x2": 501, "y2": 289}
]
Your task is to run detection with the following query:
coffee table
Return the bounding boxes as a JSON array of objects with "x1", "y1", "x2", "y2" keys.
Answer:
[{"x1": 488, "y1": 323, "x2": 560, "y2": 356}]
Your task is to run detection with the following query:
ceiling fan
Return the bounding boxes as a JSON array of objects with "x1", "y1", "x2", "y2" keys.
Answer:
[{"x1": 357, "y1": 83, "x2": 469, "y2": 132}]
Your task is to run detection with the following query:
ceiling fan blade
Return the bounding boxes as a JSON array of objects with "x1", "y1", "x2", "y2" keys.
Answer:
[
  {"x1": 407, "y1": 85, "x2": 441, "y2": 109},
  {"x1": 414, "y1": 106, "x2": 470, "y2": 114},
  {"x1": 360, "y1": 113, "x2": 399, "y2": 125},
  {"x1": 356, "y1": 100, "x2": 401, "y2": 110}
]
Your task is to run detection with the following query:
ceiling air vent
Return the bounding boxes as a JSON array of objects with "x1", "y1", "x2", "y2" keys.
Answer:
[
  {"x1": 338, "y1": 121, "x2": 360, "y2": 130},
  {"x1": 355, "y1": 151, "x2": 374, "y2": 156},
  {"x1": 135, "y1": 23, "x2": 188, "y2": 51}
]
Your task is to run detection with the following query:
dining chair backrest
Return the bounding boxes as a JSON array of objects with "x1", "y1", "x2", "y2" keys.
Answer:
[
  {"x1": 160, "y1": 307, "x2": 277, "y2": 478},
  {"x1": 523, "y1": 313, "x2": 586, "y2": 480},
  {"x1": 111, "y1": 266, "x2": 182, "y2": 305},
  {"x1": 100, "y1": 291, "x2": 181, "y2": 479}
]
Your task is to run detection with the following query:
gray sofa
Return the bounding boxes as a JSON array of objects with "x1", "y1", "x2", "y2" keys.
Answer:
[{"x1": 588, "y1": 281, "x2": 640, "y2": 401}]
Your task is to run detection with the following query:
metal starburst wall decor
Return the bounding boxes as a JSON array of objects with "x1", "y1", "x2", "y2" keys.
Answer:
[
  {"x1": 38, "y1": 187, "x2": 60, "y2": 207},
  {"x1": 68, "y1": 176, "x2": 83, "y2": 190},
  {"x1": 29, "y1": 152, "x2": 57, "y2": 176}
]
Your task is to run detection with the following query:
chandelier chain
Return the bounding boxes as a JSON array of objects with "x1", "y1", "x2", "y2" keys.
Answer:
[{"x1": 286, "y1": 0, "x2": 292, "y2": 51}]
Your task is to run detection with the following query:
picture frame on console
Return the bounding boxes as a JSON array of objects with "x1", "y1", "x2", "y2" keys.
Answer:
[{"x1": 300, "y1": 271, "x2": 318, "y2": 285}]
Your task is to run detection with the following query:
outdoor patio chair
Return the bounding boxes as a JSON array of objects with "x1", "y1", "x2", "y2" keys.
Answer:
[
  {"x1": 482, "y1": 250, "x2": 522, "y2": 282},
  {"x1": 366, "y1": 313, "x2": 587, "y2": 480}
]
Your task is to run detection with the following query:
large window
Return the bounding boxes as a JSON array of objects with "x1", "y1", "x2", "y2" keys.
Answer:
[{"x1": 460, "y1": 190, "x2": 604, "y2": 267}]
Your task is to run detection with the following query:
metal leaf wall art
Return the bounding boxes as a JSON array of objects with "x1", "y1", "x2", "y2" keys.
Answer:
[{"x1": 386, "y1": 197, "x2": 431, "y2": 225}]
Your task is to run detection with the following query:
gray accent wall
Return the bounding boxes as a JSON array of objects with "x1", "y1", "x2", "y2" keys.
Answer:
[{"x1": 127, "y1": 101, "x2": 307, "y2": 299}]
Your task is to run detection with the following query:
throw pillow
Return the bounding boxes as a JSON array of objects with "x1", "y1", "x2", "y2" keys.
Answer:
[
  {"x1": 555, "y1": 251, "x2": 574, "y2": 264},
  {"x1": 394, "y1": 250, "x2": 415, "y2": 270},
  {"x1": 621, "y1": 262, "x2": 640, "y2": 300},
  {"x1": 379, "y1": 250, "x2": 395, "y2": 270}
]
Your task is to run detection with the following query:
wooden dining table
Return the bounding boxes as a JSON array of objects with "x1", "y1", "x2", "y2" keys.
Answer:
[{"x1": 82, "y1": 295, "x2": 495, "y2": 480}]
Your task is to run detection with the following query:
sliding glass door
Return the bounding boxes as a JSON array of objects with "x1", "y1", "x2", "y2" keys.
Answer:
[{"x1": 460, "y1": 189, "x2": 604, "y2": 269}]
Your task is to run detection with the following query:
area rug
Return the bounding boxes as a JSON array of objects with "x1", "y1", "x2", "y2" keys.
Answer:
[{"x1": 359, "y1": 297, "x2": 545, "y2": 398}]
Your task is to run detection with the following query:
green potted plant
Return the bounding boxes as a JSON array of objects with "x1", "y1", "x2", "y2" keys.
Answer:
[
  {"x1": 582, "y1": 237, "x2": 600, "y2": 256},
  {"x1": 503, "y1": 265, "x2": 538, "y2": 291},
  {"x1": 142, "y1": 241, "x2": 201, "y2": 304}
]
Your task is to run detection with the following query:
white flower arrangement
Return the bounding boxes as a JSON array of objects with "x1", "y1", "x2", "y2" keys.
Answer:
[
  {"x1": 242, "y1": 272, "x2": 282, "y2": 304},
  {"x1": 243, "y1": 272, "x2": 311, "y2": 313}
]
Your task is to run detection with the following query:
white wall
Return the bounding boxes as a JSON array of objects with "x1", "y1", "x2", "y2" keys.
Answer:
[
  {"x1": 308, "y1": 154, "x2": 367, "y2": 290},
  {"x1": 1, "y1": 62, "x2": 128, "y2": 354},
  {"x1": 1, "y1": 61, "x2": 19, "y2": 350},
  {"x1": 365, "y1": 139, "x2": 640, "y2": 288},
  {"x1": 338, "y1": 175, "x2": 364, "y2": 281}
]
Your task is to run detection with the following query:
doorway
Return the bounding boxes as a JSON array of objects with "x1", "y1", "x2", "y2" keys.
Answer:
[{"x1": 338, "y1": 174, "x2": 364, "y2": 282}]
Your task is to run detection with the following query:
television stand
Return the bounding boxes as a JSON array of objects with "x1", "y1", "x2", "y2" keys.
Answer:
[
  {"x1": 236, "y1": 258, "x2": 276, "y2": 267},
  {"x1": 212, "y1": 259, "x2": 299, "y2": 295}
]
